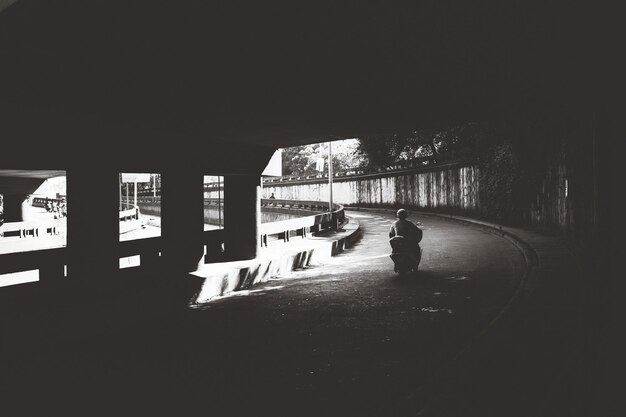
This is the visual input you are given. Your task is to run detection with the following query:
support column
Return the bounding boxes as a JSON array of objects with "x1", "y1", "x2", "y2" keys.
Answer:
[
  {"x1": 1, "y1": 194, "x2": 29, "y2": 222},
  {"x1": 161, "y1": 170, "x2": 205, "y2": 273},
  {"x1": 39, "y1": 263, "x2": 65, "y2": 282},
  {"x1": 223, "y1": 175, "x2": 261, "y2": 261},
  {"x1": 66, "y1": 168, "x2": 120, "y2": 278}
]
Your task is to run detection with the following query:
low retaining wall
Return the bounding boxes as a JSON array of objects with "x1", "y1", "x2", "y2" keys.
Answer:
[
  {"x1": 262, "y1": 162, "x2": 480, "y2": 216},
  {"x1": 189, "y1": 217, "x2": 361, "y2": 305}
]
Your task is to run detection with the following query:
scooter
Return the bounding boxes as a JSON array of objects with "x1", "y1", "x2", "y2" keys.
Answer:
[{"x1": 389, "y1": 236, "x2": 422, "y2": 274}]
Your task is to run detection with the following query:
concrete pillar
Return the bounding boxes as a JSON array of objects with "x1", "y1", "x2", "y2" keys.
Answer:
[
  {"x1": 161, "y1": 170, "x2": 205, "y2": 273},
  {"x1": 39, "y1": 263, "x2": 65, "y2": 282},
  {"x1": 223, "y1": 175, "x2": 261, "y2": 260},
  {"x1": 1, "y1": 194, "x2": 28, "y2": 222},
  {"x1": 66, "y1": 168, "x2": 120, "y2": 278}
]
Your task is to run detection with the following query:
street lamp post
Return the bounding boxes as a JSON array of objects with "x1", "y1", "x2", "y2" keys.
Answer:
[
  {"x1": 328, "y1": 141, "x2": 333, "y2": 211},
  {"x1": 328, "y1": 142, "x2": 337, "y2": 231},
  {"x1": 119, "y1": 173, "x2": 122, "y2": 211},
  {"x1": 218, "y1": 176, "x2": 222, "y2": 228},
  {"x1": 125, "y1": 181, "x2": 129, "y2": 210}
]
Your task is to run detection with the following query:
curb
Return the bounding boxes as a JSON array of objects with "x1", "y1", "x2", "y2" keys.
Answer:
[
  {"x1": 188, "y1": 218, "x2": 361, "y2": 305},
  {"x1": 415, "y1": 211, "x2": 540, "y2": 291}
]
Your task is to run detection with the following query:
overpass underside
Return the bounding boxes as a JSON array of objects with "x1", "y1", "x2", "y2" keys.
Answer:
[{"x1": 0, "y1": 1, "x2": 616, "y2": 416}]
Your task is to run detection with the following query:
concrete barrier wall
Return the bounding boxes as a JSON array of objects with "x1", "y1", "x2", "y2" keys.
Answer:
[
  {"x1": 528, "y1": 161, "x2": 571, "y2": 230},
  {"x1": 262, "y1": 158, "x2": 587, "y2": 235},
  {"x1": 263, "y1": 163, "x2": 480, "y2": 215}
]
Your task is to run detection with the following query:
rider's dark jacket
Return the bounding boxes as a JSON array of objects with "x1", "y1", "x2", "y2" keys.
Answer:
[{"x1": 389, "y1": 219, "x2": 423, "y2": 247}]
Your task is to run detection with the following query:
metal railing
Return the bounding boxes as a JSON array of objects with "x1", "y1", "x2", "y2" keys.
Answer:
[
  {"x1": 262, "y1": 158, "x2": 473, "y2": 185},
  {"x1": 260, "y1": 198, "x2": 329, "y2": 211},
  {"x1": 31, "y1": 197, "x2": 65, "y2": 208},
  {"x1": 259, "y1": 200, "x2": 345, "y2": 246},
  {"x1": 119, "y1": 207, "x2": 139, "y2": 221},
  {"x1": 0, "y1": 221, "x2": 57, "y2": 239}
]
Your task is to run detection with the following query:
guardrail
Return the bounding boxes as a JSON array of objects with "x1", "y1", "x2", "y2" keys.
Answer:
[
  {"x1": 204, "y1": 198, "x2": 222, "y2": 206},
  {"x1": 259, "y1": 200, "x2": 345, "y2": 246},
  {"x1": 263, "y1": 160, "x2": 478, "y2": 188},
  {"x1": 0, "y1": 221, "x2": 65, "y2": 281},
  {"x1": 119, "y1": 207, "x2": 139, "y2": 221},
  {"x1": 0, "y1": 221, "x2": 57, "y2": 239},
  {"x1": 31, "y1": 197, "x2": 65, "y2": 208},
  {"x1": 260, "y1": 198, "x2": 329, "y2": 211},
  {"x1": 262, "y1": 156, "x2": 442, "y2": 184},
  {"x1": 128, "y1": 197, "x2": 329, "y2": 212}
]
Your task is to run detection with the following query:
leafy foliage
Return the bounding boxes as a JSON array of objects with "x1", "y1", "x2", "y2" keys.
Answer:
[
  {"x1": 355, "y1": 122, "x2": 494, "y2": 171},
  {"x1": 478, "y1": 140, "x2": 519, "y2": 222},
  {"x1": 281, "y1": 139, "x2": 364, "y2": 176},
  {"x1": 475, "y1": 119, "x2": 565, "y2": 224}
]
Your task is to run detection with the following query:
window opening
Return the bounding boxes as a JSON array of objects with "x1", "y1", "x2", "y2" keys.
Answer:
[
  {"x1": 119, "y1": 255, "x2": 141, "y2": 269},
  {"x1": 119, "y1": 173, "x2": 161, "y2": 241},
  {"x1": 203, "y1": 176, "x2": 224, "y2": 230},
  {"x1": 0, "y1": 171, "x2": 67, "y2": 255},
  {"x1": 0, "y1": 269, "x2": 39, "y2": 287}
]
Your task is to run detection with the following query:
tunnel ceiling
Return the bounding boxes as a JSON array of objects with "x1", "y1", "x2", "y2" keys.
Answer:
[{"x1": 0, "y1": 1, "x2": 613, "y2": 149}]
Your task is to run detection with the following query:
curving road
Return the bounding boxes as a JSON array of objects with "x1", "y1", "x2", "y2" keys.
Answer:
[
  {"x1": 180, "y1": 210, "x2": 525, "y2": 416},
  {"x1": 1, "y1": 210, "x2": 526, "y2": 417}
]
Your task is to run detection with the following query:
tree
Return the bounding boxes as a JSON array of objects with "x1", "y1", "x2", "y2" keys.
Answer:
[
  {"x1": 356, "y1": 129, "x2": 438, "y2": 171},
  {"x1": 281, "y1": 144, "x2": 319, "y2": 176},
  {"x1": 355, "y1": 123, "x2": 494, "y2": 171},
  {"x1": 281, "y1": 139, "x2": 364, "y2": 177}
]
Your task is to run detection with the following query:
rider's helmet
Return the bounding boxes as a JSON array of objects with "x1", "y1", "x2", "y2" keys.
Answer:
[{"x1": 396, "y1": 209, "x2": 408, "y2": 219}]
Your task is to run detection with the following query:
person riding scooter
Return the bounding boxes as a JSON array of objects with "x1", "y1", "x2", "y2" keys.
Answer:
[{"x1": 389, "y1": 209, "x2": 423, "y2": 273}]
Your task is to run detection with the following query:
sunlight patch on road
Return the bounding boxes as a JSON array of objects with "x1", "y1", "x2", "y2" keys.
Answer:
[
  {"x1": 191, "y1": 285, "x2": 286, "y2": 307},
  {"x1": 326, "y1": 253, "x2": 390, "y2": 263},
  {"x1": 271, "y1": 253, "x2": 391, "y2": 281},
  {"x1": 308, "y1": 277, "x2": 343, "y2": 283},
  {"x1": 413, "y1": 307, "x2": 454, "y2": 314},
  {"x1": 444, "y1": 276, "x2": 470, "y2": 281}
]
